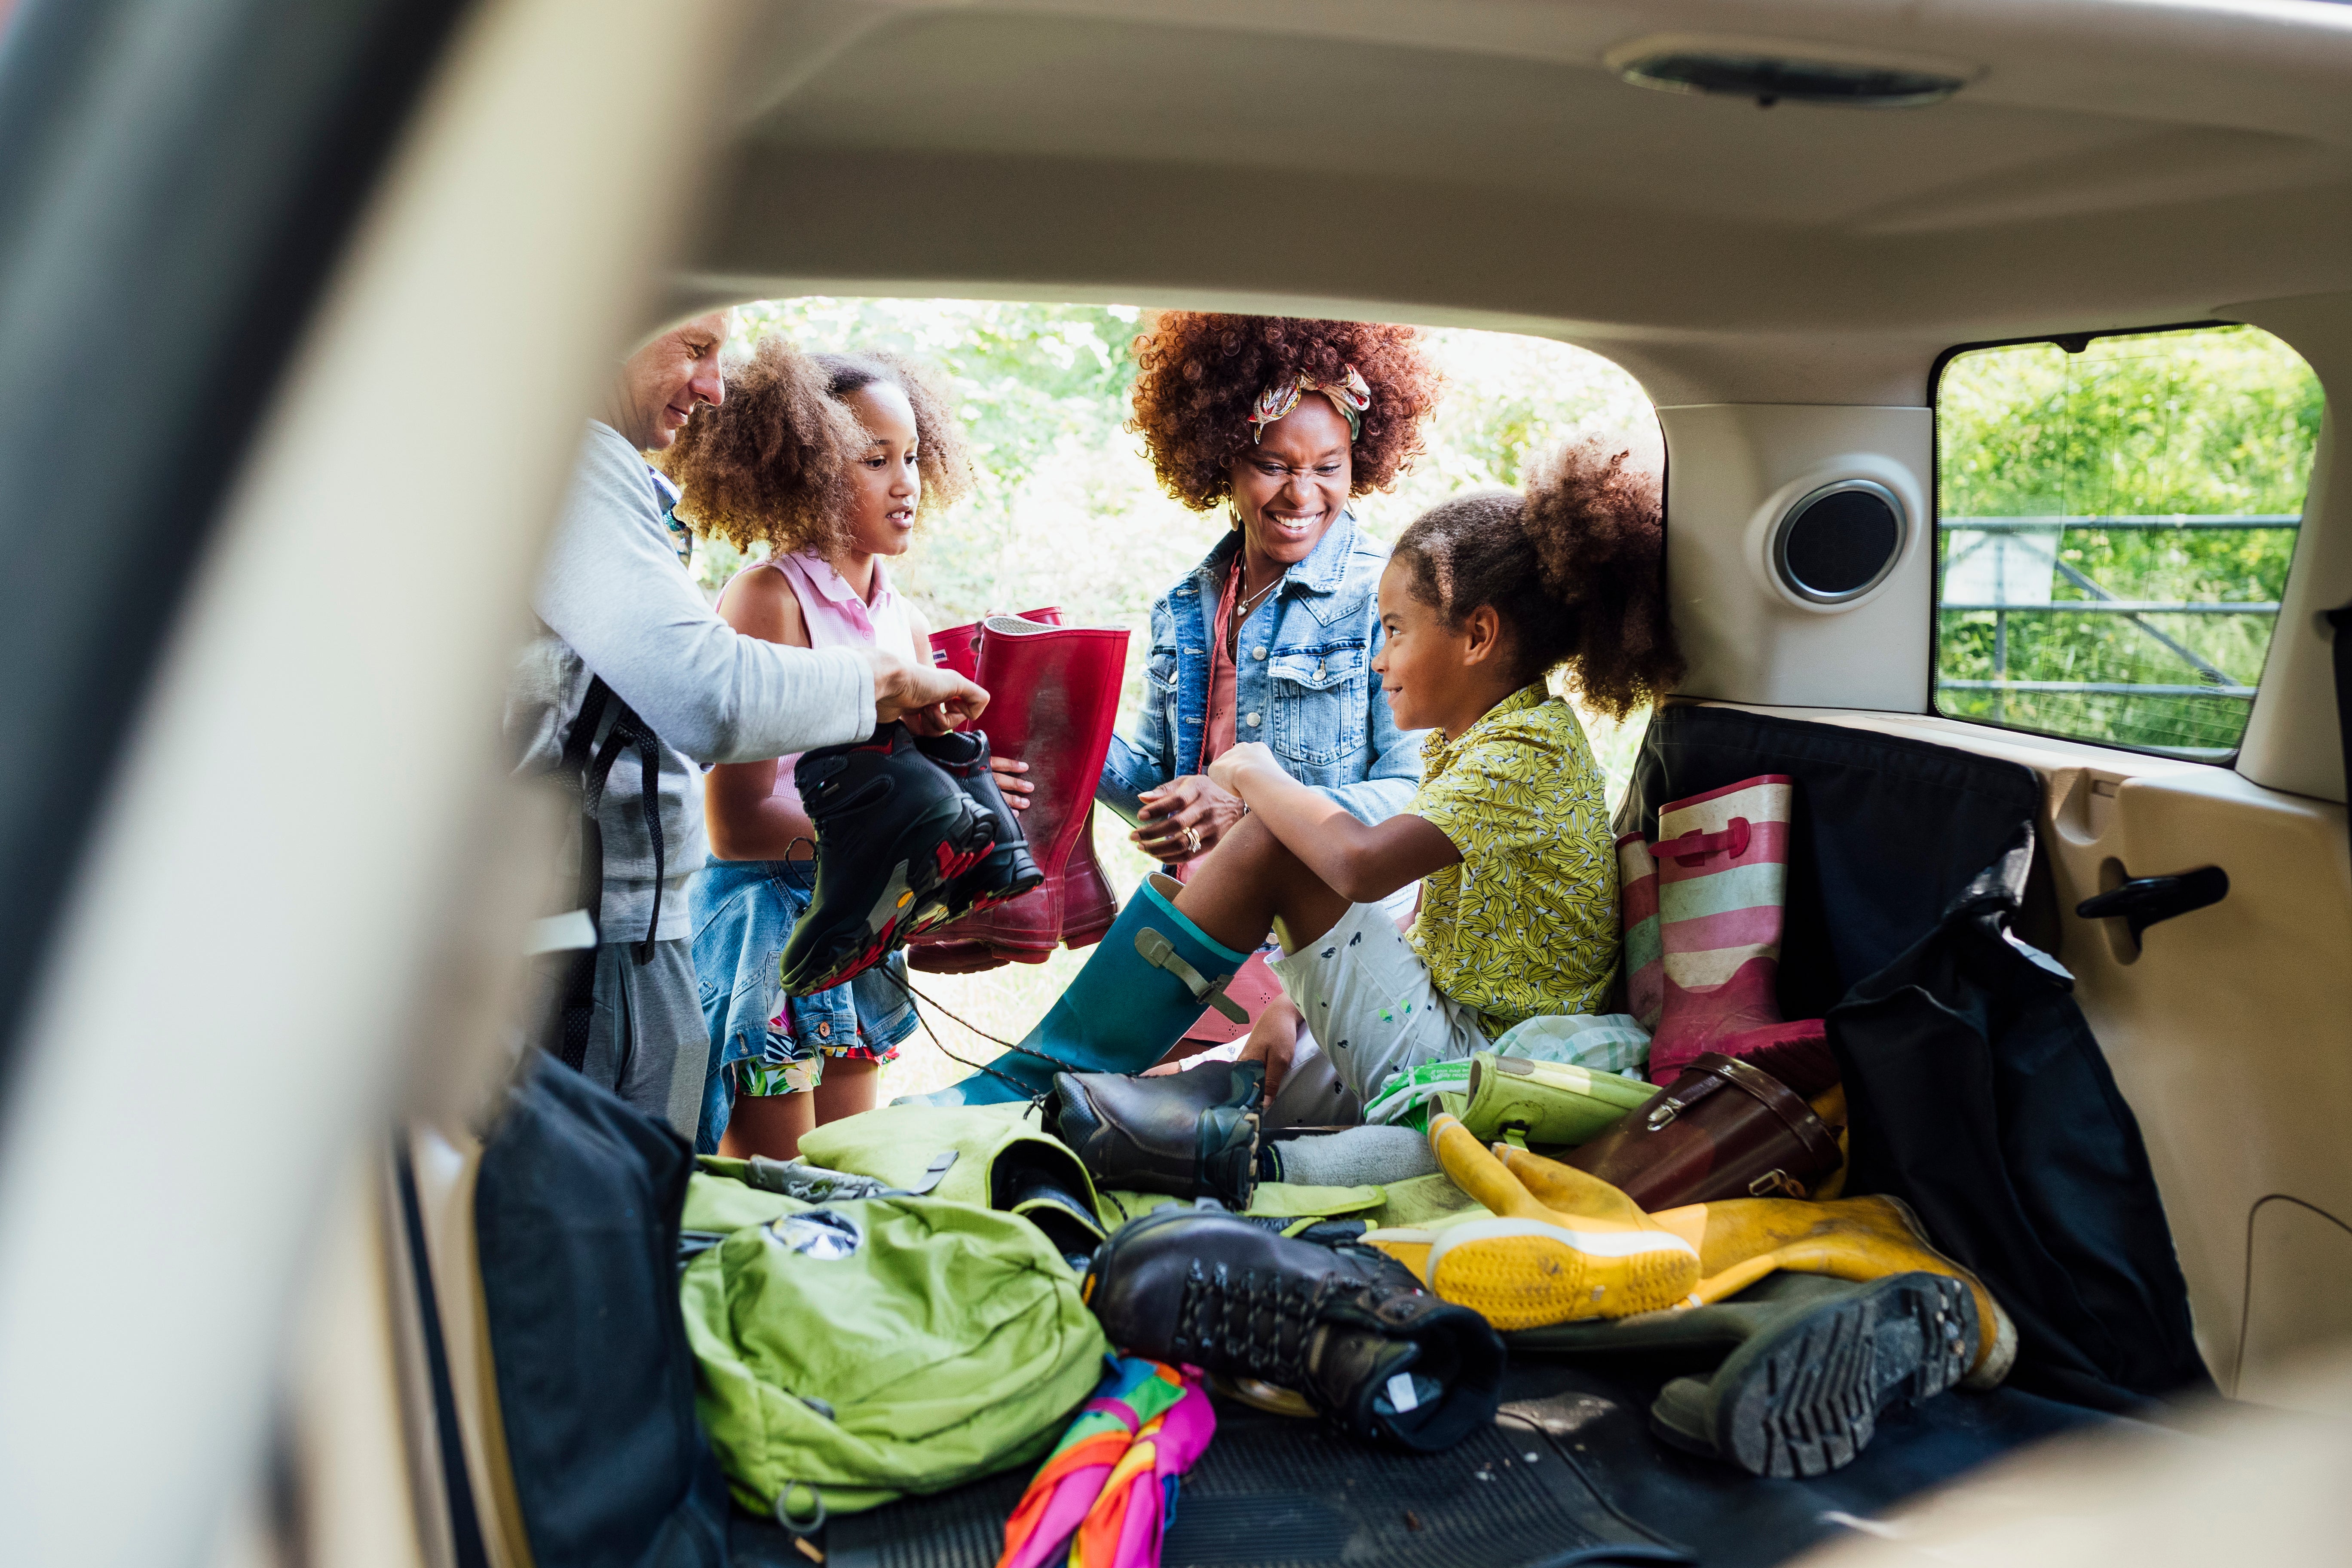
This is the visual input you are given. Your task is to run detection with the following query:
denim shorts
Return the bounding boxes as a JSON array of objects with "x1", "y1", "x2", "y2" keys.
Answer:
[{"x1": 689, "y1": 858, "x2": 919, "y2": 1145}]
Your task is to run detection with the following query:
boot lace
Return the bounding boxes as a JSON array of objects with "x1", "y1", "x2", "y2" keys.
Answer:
[{"x1": 1171, "y1": 1257, "x2": 1336, "y2": 1390}]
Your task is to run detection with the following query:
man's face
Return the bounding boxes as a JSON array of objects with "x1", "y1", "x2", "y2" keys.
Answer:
[{"x1": 613, "y1": 310, "x2": 729, "y2": 450}]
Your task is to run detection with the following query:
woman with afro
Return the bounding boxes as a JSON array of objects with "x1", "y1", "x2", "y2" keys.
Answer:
[
  {"x1": 656, "y1": 334, "x2": 977, "y2": 1158},
  {"x1": 1094, "y1": 313, "x2": 1446, "y2": 1069}
]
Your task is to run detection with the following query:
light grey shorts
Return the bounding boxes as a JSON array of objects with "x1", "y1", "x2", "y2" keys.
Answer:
[{"x1": 1266, "y1": 900, "x2": 1489, "y2": 1106}]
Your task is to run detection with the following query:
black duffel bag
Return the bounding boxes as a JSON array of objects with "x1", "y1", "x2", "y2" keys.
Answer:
[{"x1": 1828, "y1": 827, "x2": 2213, "y2": 1412}]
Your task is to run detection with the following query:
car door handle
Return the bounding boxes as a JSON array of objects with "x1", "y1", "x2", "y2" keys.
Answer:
[{"x1": 2076, "y1": 865, "x2": 2229, "y2": 941}]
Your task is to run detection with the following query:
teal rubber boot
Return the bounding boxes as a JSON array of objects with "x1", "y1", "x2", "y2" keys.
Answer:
[{"x1": 903, "y1": 873, "x2": 1251, "y2": 1106}]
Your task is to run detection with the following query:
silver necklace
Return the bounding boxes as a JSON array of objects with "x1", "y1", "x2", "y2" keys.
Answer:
[{"x1": 1231, "y1": 562, "x2": 1282, "y2": 657}]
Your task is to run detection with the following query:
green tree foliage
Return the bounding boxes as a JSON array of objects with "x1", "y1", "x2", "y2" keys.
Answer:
[{"x1": 1935, "y1": 326, "x2": 2323, "y2": 756}]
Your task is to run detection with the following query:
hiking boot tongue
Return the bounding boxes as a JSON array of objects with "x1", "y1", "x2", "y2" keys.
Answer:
[
  {"x1": 1310, "y1": 1327, "x2": 1421, "y2": 1436},
  {"x1": 1308, "y1": 1291, "x2": 1508, "y2": 1454}
]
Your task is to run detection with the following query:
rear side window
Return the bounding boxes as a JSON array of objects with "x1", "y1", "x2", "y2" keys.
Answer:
[{"x1": 1933, "y1": 324, "x2": 2322, "y2": 759}]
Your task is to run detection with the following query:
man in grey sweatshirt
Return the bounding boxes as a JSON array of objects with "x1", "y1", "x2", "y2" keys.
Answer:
[{"x1": 508, "y1": 310, "x2": 983, "y2": 1136}]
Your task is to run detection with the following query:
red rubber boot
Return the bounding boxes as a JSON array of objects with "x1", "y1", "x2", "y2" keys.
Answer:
[
  {"x1": 942, "y1": 615, "x2": 1130, "y2": 961},
  {"x1": 907, "y1": 606, "x2": 1066, "y2": 974},
  {"x1": 925, "y1": 604, "x2": 1063, "y2": 688},
  {"x1": 1057, "y1": 804, "x2": 1117, "y2": 951}
]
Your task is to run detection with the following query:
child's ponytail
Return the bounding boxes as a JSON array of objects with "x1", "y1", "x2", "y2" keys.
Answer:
[
  {"x1": 1390, "y1": 435, "x2": 1684, "y2": 719},
  {"x1": 1517, "y1": 436, "x2": 1683, "y2": 720}
]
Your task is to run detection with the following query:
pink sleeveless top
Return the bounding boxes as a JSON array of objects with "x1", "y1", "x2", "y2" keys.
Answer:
[{"x1": 724, "y1": 550, "x2": 918, "y2": 798}]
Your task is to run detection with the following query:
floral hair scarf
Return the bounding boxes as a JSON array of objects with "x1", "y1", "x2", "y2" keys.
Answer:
[{"x1": 1245, "y1": 364, "x2": 1371, "y2": 444}]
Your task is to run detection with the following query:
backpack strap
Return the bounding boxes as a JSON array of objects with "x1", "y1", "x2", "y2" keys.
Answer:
[{"x1": 551, "y1": 676, "x2": 668, "y2": 1071}]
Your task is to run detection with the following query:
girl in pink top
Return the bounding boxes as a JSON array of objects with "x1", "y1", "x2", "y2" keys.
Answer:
[{"x1": 662, "y1": 338, "x2": 981, "y2": 1157}]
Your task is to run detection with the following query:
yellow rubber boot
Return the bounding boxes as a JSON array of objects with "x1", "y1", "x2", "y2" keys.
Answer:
[
  {"x1": 1495, "y1": 1144, "x2": 1709, "y2": 1251},
  {"x1": 1660, "y1": 1194, "x2": 2016, "y2": 1387},
  {"x1": 1490, "y1": 1146, "x2": 2013, "y2": 1385},
  {"x1": 1417, "y1": 1114, "x2": 1700, "y2": 1330}
]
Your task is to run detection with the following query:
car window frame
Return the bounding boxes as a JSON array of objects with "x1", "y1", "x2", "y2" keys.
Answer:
[{"x1": 1923, "y1": 317, "x2": 2318, "y2": 767}]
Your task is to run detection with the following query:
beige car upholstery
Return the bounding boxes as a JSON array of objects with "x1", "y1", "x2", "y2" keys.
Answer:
[
  {"x1": 1790, "y1": 1351, "x2": 2352, "y2": 1565},
  {"x1": 689, "y1": 0, "x2": 2352, "y2": 403},
  {"x1": 403, "y1": 1126, "x2": 534, "y2": 1568}
]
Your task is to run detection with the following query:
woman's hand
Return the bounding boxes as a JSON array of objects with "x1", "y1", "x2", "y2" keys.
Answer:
[
  {"x1": 1204, "y1": 741, "x2": 1280, "y2": 800},
  {"x1": 989, "y1": 756, "x2": 1032, "y2": 811},
  {"x1": 1132, "y1": 773, "x2": 1245, "y2": 862}
]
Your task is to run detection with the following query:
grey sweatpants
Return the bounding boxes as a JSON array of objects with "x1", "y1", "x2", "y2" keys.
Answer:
[{"x1": 581, "y1": 937, "x2": 706, "y2": 1139}]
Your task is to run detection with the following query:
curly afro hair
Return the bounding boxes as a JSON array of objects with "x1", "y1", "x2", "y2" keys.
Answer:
[
  {"x1": 655, "y1": 334, "x2": 974, "y2": 559},
  {"x1": 1391, "y1": 437, "x2": 1684, "y2": 720},
  {"x1": 1127, "y1": 312, "x2": 1444, "y2": 511}
]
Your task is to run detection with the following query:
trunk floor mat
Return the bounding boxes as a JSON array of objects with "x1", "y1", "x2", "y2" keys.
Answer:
[{"x1": 730, "y1": 1357, "x2": 2131, "y2": 1568}]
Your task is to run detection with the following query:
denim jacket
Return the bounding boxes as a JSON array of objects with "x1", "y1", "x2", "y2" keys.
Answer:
[{"x1": 1098, "y1": 513, "x2": 1424, "y2": 828}]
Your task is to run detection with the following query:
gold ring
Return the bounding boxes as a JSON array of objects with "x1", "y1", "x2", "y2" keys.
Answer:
[{"x1": 1184, "y1": 827, "x2": 1201, "y2": 852}]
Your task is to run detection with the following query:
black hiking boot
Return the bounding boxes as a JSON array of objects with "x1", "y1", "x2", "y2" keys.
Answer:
[
  {"x1": 909, "y1": 728, "x2": 1043, "y2": 927},
  {"x1": 1081, "y1": 1207, "x2": 1504, "y2": 1453},
  {"x1": 1048, "y1": 1060, "x2": 1264, "y2": 1208},
  {"x1": 779, "y1": 723, "x2": 998, "y2": 994},
  {"x1": 1644, "y1": 1270, "x2": 1981, "y2": 1478}
]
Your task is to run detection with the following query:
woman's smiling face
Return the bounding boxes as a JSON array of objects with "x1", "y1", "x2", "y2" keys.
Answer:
[
  {"x1": 841, "y1": 383, "x2": 921, "y2": 557},
  {"x1": 1227, "y1": 393, "x2": 1353, "y2": 569}
]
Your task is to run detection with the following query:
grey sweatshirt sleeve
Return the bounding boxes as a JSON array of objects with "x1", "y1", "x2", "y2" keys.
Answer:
[{"x1": 531, "y1": 423, "x2": 876, "y2": 764}]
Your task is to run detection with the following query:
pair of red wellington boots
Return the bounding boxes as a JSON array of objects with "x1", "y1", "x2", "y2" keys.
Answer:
[
  {"x1": 906, "y1": 608, "x2": 1129, "y2": 972},
  {"x1": 1619, "y1": 774, "x2": 1837, "y2": 1088}
]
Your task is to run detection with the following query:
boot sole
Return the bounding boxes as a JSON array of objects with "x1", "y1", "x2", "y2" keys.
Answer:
[
  {"x1": 1659, "y1": 1271, "x2": 1979, "y2": 1479},
  {"x1": 919, "y1": 856, "x2": 1045, "y2": 930},
  {"x1": 782, "y1": 801, "x2": 997, "y2": 993},
  {"x1": 1425, "y1": 1218, "x2": 1699, "y2": 1331}
]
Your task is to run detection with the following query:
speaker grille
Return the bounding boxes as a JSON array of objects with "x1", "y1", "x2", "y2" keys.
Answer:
[{"x1": 1772, "y1": 481, "x2": 1903, "y2": 604}]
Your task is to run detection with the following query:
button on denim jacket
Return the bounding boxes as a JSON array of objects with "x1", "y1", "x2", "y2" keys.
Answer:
[{"x1": 1098, "y1": 513, "x2": 1425, "y2": 829}]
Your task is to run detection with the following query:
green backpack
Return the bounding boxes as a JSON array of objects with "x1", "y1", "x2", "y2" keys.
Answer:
[
  {"x1": 796, "y1": 1102, "x2": 1107, "y2": 1262},
  {"x1": 677, "y1": 1167, "x2": 1108, "y2": 1524}
]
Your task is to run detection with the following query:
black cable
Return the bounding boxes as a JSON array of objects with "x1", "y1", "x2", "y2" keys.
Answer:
[{"x1": 875, "y1": 962, "x2": 1102, "y2": 1106}]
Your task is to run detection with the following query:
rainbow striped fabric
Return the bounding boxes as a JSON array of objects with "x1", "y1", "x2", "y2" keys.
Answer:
[{"x1": 997, "y1": 1357, "x2": 1214, "y2": 1568}]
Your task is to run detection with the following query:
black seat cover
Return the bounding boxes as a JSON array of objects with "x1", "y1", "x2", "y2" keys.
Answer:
[
  {"x1": 1624, "y1": 704, "x2": 2208, "y2": 1410},
  {"x1": 1618, "y1": 704, "x2": 2046, "y2": 1021}
]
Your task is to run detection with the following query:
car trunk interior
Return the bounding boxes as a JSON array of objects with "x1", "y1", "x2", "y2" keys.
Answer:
[
  {"x1": 419, "y1": 3, "x2": 2352, "y2": 1563},
  {"x1": 6, "y1": 3, "x2": 2350, "y2": 1565}
]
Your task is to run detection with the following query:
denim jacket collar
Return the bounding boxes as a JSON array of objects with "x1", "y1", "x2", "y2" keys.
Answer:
[{"x1": 1192, "y1": 509, "x2": 1361, "y2": 603}]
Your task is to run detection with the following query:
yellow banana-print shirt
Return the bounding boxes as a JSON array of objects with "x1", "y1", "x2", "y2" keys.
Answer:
[{"x1": 1408, "y1": 683, "x2": 1619, "y2": 1035}]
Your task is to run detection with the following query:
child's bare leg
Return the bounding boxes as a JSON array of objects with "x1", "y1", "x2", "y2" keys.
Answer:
[
  {"x1": 812, "y1": 1056, "x2": 878, "y2": 1124},
  {"x1": 717, "y1": 1088, "x2": 815, "y2": 1160},
  {"x1": 1171, "y1": 812, "x2": 1353, "y2": 956},
  {"x1": 1234, "y1": 994, "x2": 1306, "y2": 1094}
]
